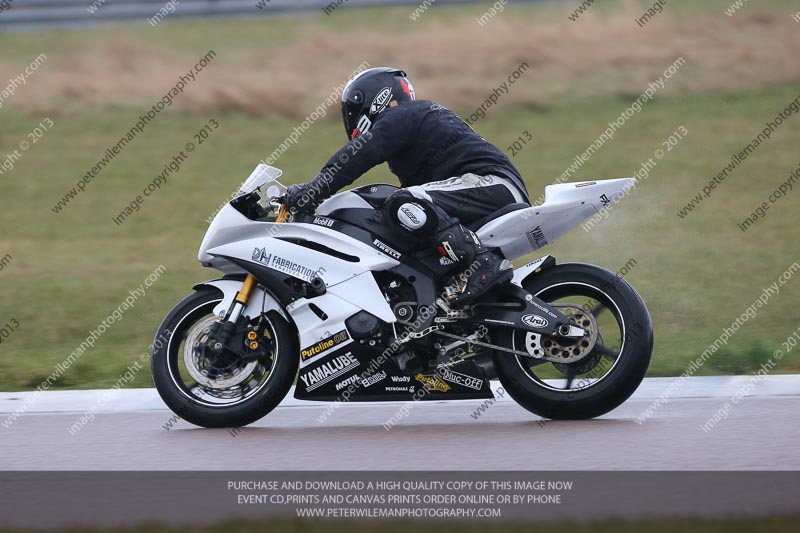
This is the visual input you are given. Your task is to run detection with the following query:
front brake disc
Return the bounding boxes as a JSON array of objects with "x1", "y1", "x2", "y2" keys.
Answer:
[{"x1": 184, "y1": 315, "x2": 257, "y2": 389}]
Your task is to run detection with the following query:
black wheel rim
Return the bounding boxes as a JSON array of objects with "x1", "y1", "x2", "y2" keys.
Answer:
[
  {"x1": 165, "y1": 298, "x2": 279, "y2": 408},
  {"x1": 511, "y1": 282, "x2": 626, "y2": 393}
]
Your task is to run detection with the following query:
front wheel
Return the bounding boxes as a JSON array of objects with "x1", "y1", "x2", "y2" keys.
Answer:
[
  {"x1": 493, "y1": 263, "x2": 653, "y2": 420},
  {"x1": 151, "y1": 288, "x2": 298, "y2": 428}
]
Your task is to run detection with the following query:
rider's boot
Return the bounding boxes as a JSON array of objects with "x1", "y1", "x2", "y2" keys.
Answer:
[{"x1": 436, "y1": 225, "x2": 513, "y2": 308}]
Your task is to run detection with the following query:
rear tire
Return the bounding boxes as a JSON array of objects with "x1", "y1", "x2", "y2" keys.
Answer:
[
  {"x1": 493, "y1": 263, "x2": 653, "y2": 420},
  {"x1": 151, "y1": 288, "x2": 298, "y2": 428}
]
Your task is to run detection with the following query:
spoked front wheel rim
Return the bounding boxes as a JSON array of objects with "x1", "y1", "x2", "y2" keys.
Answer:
[{"x1": 166, "y1": 299, "x2": 279, "y2": 408}]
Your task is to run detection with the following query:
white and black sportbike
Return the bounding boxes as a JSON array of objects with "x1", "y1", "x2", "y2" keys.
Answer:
[{"x1": 151, "y1": 164, "x2": 653, "y2": 428}]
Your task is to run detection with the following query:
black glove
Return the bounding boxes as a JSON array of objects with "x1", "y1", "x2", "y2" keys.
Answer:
[
  {"x1": 284, "y1": 178, "x2": 331, "y2": 215},
  {"x1": 284, "y1": 183, "x2": 312, "y2": 215}
]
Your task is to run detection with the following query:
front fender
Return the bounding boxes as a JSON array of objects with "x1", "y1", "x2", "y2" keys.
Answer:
[
  {"x1": 511, "y1": 255, "x2": 557, "y2": 288},
  {"x1": 193, "y1": 278, "x2": 288, "y2": 322}
]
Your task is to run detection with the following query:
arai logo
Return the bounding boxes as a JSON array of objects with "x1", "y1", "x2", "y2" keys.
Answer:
[{"x1": 521, "y1": 314, "x2": 548, "y2": 329}]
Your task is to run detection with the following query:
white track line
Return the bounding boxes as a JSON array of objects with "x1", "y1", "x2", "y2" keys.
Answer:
[{"x1": 0, "y1": 375, "x2": 798, "y2": 415}]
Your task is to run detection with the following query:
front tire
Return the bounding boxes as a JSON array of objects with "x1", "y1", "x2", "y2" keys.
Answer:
[
  {"x1": 493, "y1": 263, "x2": 653, "y2": 420},
  {"x1": 151, "y1": 288, "x2": 298, "y2": 428}
]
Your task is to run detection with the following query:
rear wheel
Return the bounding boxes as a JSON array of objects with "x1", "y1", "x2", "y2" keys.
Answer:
[
  {"x1": 493, "y1": 263, "x2": 653, "y2": 420},
  {"x1": 151, "y1": 288, "x2": 297, "y2": 428}
]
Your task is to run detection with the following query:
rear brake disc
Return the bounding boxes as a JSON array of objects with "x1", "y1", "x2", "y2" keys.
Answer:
[{"x1": 523, "y1": 304, "x2": 598, "y2": 364}]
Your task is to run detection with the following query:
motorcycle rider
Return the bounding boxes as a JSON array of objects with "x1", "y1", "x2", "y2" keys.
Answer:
[{"x1": 284, "y1": 67, "x2": 530, "y2": 307}]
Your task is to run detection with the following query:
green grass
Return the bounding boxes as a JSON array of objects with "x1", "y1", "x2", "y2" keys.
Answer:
[
  {"x1": 1, "y1": 83, "x2": 798, "y2": 390},
  {"x1": 1, "y1": 1, "x2": 799, "y2": 390}
]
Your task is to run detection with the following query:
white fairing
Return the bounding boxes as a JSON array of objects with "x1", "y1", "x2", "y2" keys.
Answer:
[
  {"x1": 289, "y1": 274, "x2": 393, "y2": 369},
  {"x1": 200, "y1": 204, "x2": 393, "y2": 271},
  {"x1": 196, "y1": 276, "x2": 385, "y2": 368},
  {"x1": 207, "y1": 235, "x2": 395, "y2": 309},
  {"x1": 477, "y1": 178, "x2": 636, "y2": 260},
  {"x1": 199, "y1": 203, "x2": 250, "y2": 265},
  {"x1": 195, "y1": 170, "x2": 635, "y2": 369},
  {"x1": 199, "y1": 204, "x2": 399, "y2": 347}
]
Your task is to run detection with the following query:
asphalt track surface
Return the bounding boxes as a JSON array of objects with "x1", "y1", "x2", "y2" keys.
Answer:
[{"x1": 3, "y1": 388, "x2": 799, "y2": 470}]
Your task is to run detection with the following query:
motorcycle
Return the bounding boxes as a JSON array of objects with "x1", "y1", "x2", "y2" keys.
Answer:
[{"x1": 151, "y1": 164, "x2": 653, "y2": 428}]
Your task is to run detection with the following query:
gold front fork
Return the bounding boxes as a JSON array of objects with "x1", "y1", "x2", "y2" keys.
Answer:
[
  {"x1": 235, "y1": 274, "x2": 257, "y2": 305},
  {"x1": 275, "y1": 203, "x2": 289, "y2": 223}
]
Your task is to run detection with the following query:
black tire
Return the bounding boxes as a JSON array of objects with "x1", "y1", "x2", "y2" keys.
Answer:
[
  {"x1": 151, "y1": 288, "x2": 298, "y2": 428},
  {"x1": 493, "y1": 263, "x2": 653, "y2": 420}
]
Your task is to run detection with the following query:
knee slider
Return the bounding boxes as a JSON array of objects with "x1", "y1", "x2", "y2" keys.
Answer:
[{"x1": 384, "y1": 190, "x2": 438, "y2": 235}]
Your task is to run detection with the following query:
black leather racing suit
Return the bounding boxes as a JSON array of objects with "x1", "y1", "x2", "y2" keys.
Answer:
[
  {"x1": 304, "y1": 99, "x2": 531, "y2": 305},
  {"x1": 309, "y1": 99, "x2": 530, "y2": 224}
]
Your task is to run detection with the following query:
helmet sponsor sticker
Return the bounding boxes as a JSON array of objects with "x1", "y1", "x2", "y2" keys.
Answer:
[
  {"x1": 400, "y1": 79, "x2": 414, "y2": 98},
  {"x1": 301, "y1": 329, "x2": 350, "y2": 361},
  {"x1": 354, "y1": 114, "x2": 372, "y2": 137},
  {"x1": 370, "y1": 86, "x2": 393, "y2": 114}
]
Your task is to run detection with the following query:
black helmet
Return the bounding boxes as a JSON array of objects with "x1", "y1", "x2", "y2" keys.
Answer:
[{"x1": 341, "y1": 67, "x2": 415, "y2": 140}]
